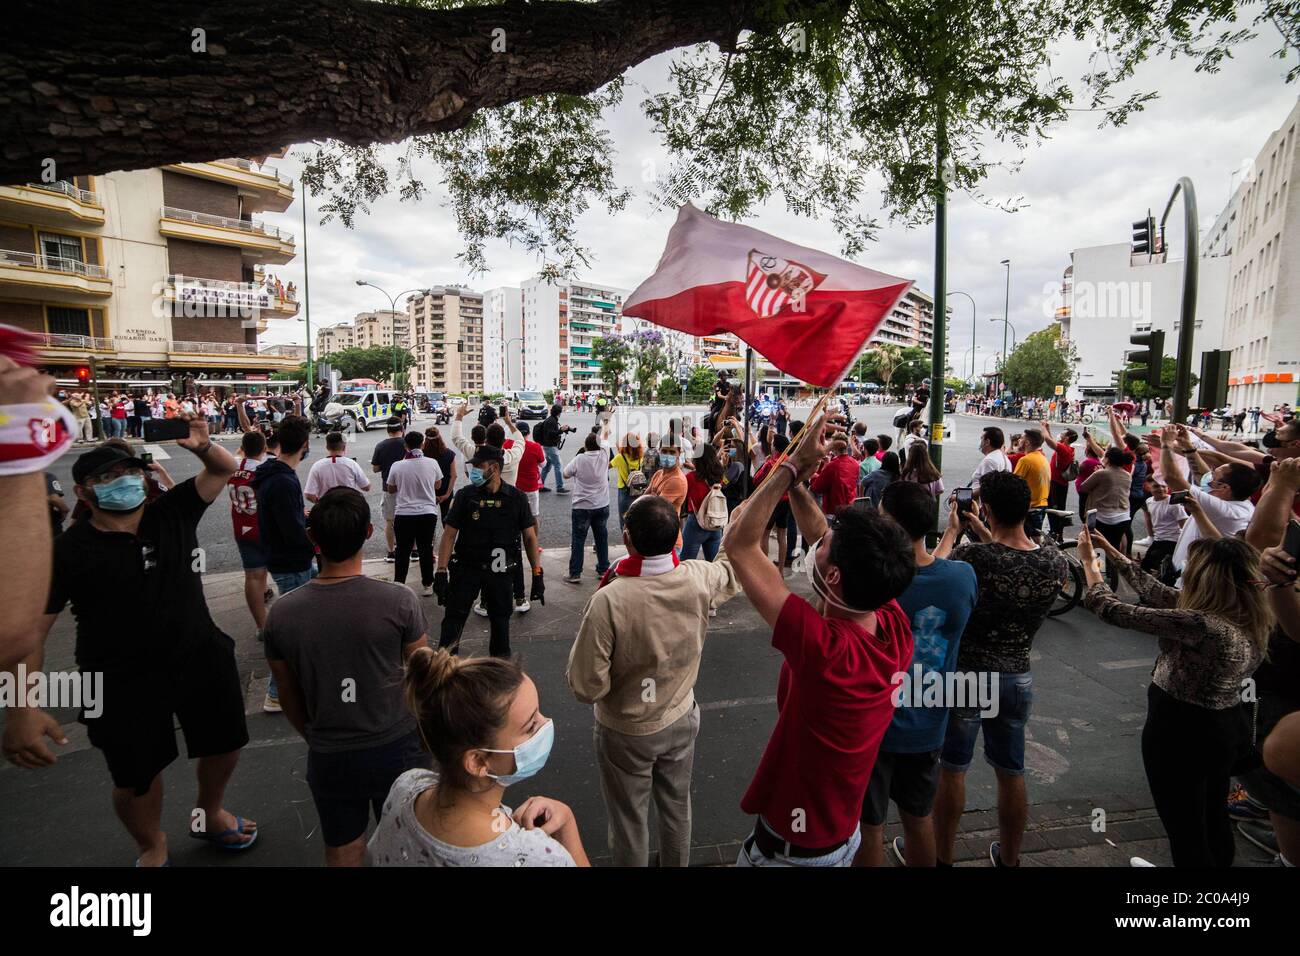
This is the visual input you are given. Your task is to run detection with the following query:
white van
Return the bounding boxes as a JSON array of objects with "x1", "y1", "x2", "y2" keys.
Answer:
[
  {"x1": 508, "y1": 389, "x2": 550, "y2": 420},
  {"x1": 325, "y1": 389, "x2": 396, "y2": 430}
]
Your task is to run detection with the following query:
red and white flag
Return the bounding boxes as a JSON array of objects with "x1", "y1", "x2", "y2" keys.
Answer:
[{"x1": 624, "y1": 204, "x2": 912, "y2": 387}]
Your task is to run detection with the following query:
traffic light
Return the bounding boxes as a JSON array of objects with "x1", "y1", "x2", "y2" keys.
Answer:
[
  {"x1": 1131, "y1": 214, "x2": 1155, "y2": 256},
  {"x1": 75, "y1": 366, "x2": 90, "y2": 384},
  {"x1": 1198, "y1": 350, "x2": 1230, "y2": 410},
  {"x1": 1128, "y1": 329, "x2": 1165, "y2": 389}
]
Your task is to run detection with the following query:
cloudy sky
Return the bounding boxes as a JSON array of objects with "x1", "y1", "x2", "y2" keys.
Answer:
[{"x1": 257, "y1": 24, "x2": 1299, "y2": 379}]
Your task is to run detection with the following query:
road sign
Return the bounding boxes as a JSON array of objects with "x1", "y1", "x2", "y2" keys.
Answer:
[{"x1": 1054, "y1": 385, "x2": 1064, "y2": 396}]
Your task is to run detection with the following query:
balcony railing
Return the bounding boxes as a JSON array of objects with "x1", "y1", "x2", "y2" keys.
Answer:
[
  {"x1": 212, "y1": 158, "x2": 293, "y2": 186},
  {"x1": 169, "y1": 273, "x2": 297, "y2": 308},
  {"x1": 27, "y1": 180, "x2": 102, "y2": 205},
  {"x1": 160, "y1": 206, "x2": 294, "y2": 244},
  {"x1": 33, "y1": 332, "x2": 114, "y2": 350},
  {"x1": 0, "y1": 249, "x2": 110, "y2": 279},
  {"x1": 170, "y1": 340, "x2": 260, "y2": 355}
]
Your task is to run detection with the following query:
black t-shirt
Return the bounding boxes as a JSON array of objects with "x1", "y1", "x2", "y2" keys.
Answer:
[
  {"x1": 432, "y1": 447, "x2": 456, "y2": 497},
  {"x1": 445, "y1": 481, "x2": 535, "y2": 564},
  {"x1": 371, "y1": 436, "x2": 407, "y2": 486},
  {"x1": 45, "y1": 472, "x2": 64, "y2": 536},
  {"x1": 46, "y1": 478, "x2": 223, "y2": 671}
]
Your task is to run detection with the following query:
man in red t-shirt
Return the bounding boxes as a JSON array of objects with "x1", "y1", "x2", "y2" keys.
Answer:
[
  {"x1": 809, "y1": 439, "x2": 861, "y2": 516},
  {"x1": 513, "y1": 422, "x2": 546, "y2": 516},
  {"x1": 722, "y1": 413, "x2": 916, "y2": 865},
  {"x1": 1041, "y1": 422, "x2": 1077, "y2": 537},
  {"x1": 228, "y1": 430, "x2": 271, "y2": 633}
]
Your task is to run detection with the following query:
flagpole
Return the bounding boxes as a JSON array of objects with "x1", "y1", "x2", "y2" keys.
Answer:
[
  {"x1": 927, "y1": 98, "x2": 950, "y2": 547},
  {"x1": 741, "y1": 347, "x2": 754, "y2": 497}
]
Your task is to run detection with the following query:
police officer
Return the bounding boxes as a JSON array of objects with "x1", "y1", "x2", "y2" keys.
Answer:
[{"x1": 433, "y1": 445, "x2": 544, "y2": 657}]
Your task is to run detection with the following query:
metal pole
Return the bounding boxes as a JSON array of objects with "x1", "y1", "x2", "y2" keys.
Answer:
[
  {"x1": 1162, "y1": 177, "x2": 1199, "y2": 423},
  {"x1": 301, "y1": 182, "x2": 313, "y2": 390},
  {"x1": 88, "y1": 354, "x2": 104, "y2": 440},
  {"x1": 1001, "y1": 260, "x2": 1010, "y2": 392},
  {"x1": 742, "y1": 347, "x2": 754, "y2": 497},
  {"x1": 928, "y1": 101, "x2": 948, "y2": 477}
]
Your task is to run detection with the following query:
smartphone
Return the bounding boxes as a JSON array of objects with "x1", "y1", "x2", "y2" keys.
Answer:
[
  {"x1": 138, "y1": 452, "x2": 153, "y2": 467},
  {"x1": 853, "y1": 496, "x2": 875, "y2": 510},
  {"x1": 144, "y1": 418, "x2": 189, "y2": 442},
  {"x1": 1284, "y1": 519, "x2": 1300, "y2": 563},
  {"x1": 1169, "y1": 490, "x2": 1190, "y2": 505},
  {"x1": 956, "y1": 486, "x2": 974, "y2": 515},
  {"x1": 1086, "y1": 508, "x2": 1098, "y2": 533}
]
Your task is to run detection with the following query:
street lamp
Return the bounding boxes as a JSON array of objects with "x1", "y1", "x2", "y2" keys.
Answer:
[
  {"x1": 355, "y1": 280, "x2": 429, "y2": 389},
  {"x1": 946, "y1": 290, "x2": 977, "y2": 379},
  {"x1": 989, "y1": 317, "x2": 1017, "y2": 351},
  {"x1": 502, "y1": 335, "x2": 524, "y2": 391},
  {"x1": 999, "y1": 258, "x2": 1011, "y2": 385}
]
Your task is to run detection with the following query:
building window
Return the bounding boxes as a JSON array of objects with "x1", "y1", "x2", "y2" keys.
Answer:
[
  {"x1": 39, "y1": 233, "x2": 83, "y2": 264},
  {"x1": 47, "y1": 306, "x2": 92, "y2": 336}
]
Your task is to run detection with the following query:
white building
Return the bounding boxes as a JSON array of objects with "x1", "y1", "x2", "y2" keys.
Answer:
[
  {"x1": 519, "y1": 276, "x2": 628, "y2": 391},
  {"x1": 1212, "y1": 97, "x2": 1300, "y2": 411},
  {"x1": 1059, "y1": 242, "x2": 1230, "y2": 402},
  {"x1": 485, "y1": 285, "x2": 524, "y2": 394}
]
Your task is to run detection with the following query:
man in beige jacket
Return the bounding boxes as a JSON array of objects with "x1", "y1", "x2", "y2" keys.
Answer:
[{"x1": 566, "y1": 494, "x2": 741, "y2": 866}]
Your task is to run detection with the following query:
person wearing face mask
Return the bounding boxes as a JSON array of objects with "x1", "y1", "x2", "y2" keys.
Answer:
[
  {"x1": 562, "y1": 428, "x2": 614, "y2": 584},
  {"x1": 368, "y1": 648, "x2": 588, "y2": 866},
  {"x1": 386, "y1": 431, "x2": 444, "y2": 596},
  {"x1": 435, "y1": 446, "x2": 544, "y2": 658},
  {"x1": 646, "y1": 444, "x2": 688, "y2": 520},
  {"x1": 3, "y1": 418, "x2": 261, "y2": 865},
  {"x1": 611, "y1": 432, "x2": 646, "y2": 530},
  {"x1": 251, "y1": 416, "x2": 316, "y2": 713}
]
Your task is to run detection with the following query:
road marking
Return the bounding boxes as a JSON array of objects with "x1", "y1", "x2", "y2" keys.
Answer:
[
  {"x1": 1098, "y1": 659, "x2": 1152, "y2": 670},
  {"x1": 700, "y1": 695, "x2": 778, "y2": 711},
  {"x1": 142, "y1": 444, "x2": 170, "y2": 460}
]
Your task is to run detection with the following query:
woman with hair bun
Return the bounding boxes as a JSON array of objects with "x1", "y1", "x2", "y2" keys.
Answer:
[{"x1": 367, "y1": 648, "x2": 589, "y2": 866}]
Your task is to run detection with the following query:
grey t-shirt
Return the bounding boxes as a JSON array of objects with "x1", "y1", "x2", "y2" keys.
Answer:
[
  {"x1": 366, "y1": 769, "x2": 576, "y2": 867},
  {"x1": 263, "y1": 577, "x2": 426, "y2": 752}
]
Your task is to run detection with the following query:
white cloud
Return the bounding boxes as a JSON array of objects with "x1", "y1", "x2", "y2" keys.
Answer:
[{"x1": 258, "y1": 29, "x2": 1300, "y2": 366}]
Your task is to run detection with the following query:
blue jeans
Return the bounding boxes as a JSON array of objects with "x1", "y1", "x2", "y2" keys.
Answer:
[
  {"x1": 540, "y1": 445, "x2": 565, "y2": 490},
  {"x1": 736, "y1": 822, "x2": 861, "y2": 867},
  {"x1": 680, "y1": 513, "x2": 721, "y2": 561},
  {"x1": 267, "y1": 567, "x2": 316, "y2": 700},
  {"x1": 570, "y1": 506, "x2": 610, "y2": 577},
  {"x1": 617, "y1": 487, "x2": 631, "y2": 531},
  {"x1": 941, "y1": 672, "x2": 1033, "y2": 775}
]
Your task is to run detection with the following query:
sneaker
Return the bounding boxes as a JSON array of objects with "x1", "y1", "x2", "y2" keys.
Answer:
[
  {"x1": 515, "y1": 597, "x2": 531, "y2": 614},
  {"x1": 890, "y1": 836, "x2": 906, "y2": 866},
  {"x1": 473, "y1": 601, "x2": 488, "y2": 617},
  {"x1": 262, "y1": 692, "x2": 281, "y2": 714},
  {"x1": 385, "y1": 551, "x2": 396, "y2": 563},
  {"x1": 422, "y1": 584, "x2": 434, "y2": 597},
  {"x1": 1129, "y1": 856, "x2": 1156, "y2": 867},
  {"x1": 989, "y1": 841, "x2": 1016, "y2": 867},
  {"x1": 1227, "y1": 783, "x2": 1271, "y2": 821},
  {"x1": 539, "y1": 486, "x2": 552, "y2": 493},
  {"x1": 564, "y1": 574, "x2": 581, "y2": 584},
  {"x1": 557, "y1": 488, "x2": 570, "y2": 495},
  {"x1": 1237, "y1": 820, "x2": 1279, "y2": 855}
]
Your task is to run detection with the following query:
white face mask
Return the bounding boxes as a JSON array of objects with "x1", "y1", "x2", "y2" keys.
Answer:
[{"x1": 804, "y1": 535, "x2": 871, "y2": 615}]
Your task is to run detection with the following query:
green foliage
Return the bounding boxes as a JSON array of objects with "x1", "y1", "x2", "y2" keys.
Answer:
[
  {"x1": 299, "y1": 1, "x2": 1293, "y2": 272},
  {"x1": 320, "y1": 346, "x2": 417, "y2": 384},
  {"x1": 1118, "y1": 355, "x2": 1198, "y2": 401},
  {"x1": 657, "y1": 364, "x2": 718, "y2": 403},
  {"x1": 1000, "y1": 323, "x2": 1076, "y2": 398},
  {"x1": 591, "y1": 334, "x2": 633, "y2": 395}
]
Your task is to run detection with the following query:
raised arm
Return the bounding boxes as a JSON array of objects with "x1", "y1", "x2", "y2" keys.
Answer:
[
  {"x1": 1246, "y1": 458, "x2": 1300, "y2": 552},
  {"x1": 178, "y1": 412, "x2": 238, "y2": 503},
  {"x1": 789, "y1": 483, "x2": 829, "y2": 544},
  {"x1": 1108, "y1": 405, "x2": 1127, "y2": 449},
  {"x1": 1161, "y1": 427, "x2": 1191, "y2": 493}
]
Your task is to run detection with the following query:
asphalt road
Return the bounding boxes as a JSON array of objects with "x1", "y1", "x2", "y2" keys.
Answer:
[{"x1": 51, "y1": 401, "x2": 1027, "y2": 574}]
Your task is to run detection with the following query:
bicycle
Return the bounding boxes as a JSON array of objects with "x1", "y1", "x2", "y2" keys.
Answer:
[
  {"x1": 1056, "y1": 410, "x2": 1095, "y2": 425},
  {"x1": 1040, "y1": 509, "x2": 1086, "y2": 617}
]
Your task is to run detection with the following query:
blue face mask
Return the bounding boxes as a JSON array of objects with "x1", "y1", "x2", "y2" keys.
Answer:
[
  {"x1": 469, "y1": 466, "x2": 487, "y2": 486},
  {"x1": 660, "y1": 454, "x2": 677, "y2": 468},
  {"x1": 92, "y1": 473, "x2": 147, "y2": 512},
  {"x1": 481, "y1": 719, "x2": 554, "y2": 787}
]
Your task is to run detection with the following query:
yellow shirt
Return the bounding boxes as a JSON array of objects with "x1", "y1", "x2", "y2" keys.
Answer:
[
  {"x1": 611, "y1": 453, "x2": 644, "y2": 489},
  {"x1": 1014, "y1": 449, "x2": 1051, "y2": 508}
]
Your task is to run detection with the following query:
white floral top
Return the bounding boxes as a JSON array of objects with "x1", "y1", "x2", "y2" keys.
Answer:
[{"x1": 366, "y1": 770, "x2": 576, "y2": 867}]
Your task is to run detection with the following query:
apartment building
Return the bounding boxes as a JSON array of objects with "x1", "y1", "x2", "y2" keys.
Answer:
[
  {"x1": 1214, "y1": 97, "x2": 1300, "y2": 410},
  {"x1": 352, "y1": 309, "x2": 410, "y2": 351},
  {"x1": 407, "y1": 286, "x2": 485, "y2": 394},
  {"x1": 871, "y1": 288, "x2": 935, "y2": 350},
  {"x1": 0, "y1": 158, "x2": 300, "y2": 391},
  {"x1": 485, "y1": 285, "x2": 524, "y2": 394},
  {"x1": 315, "y1": 322, "x2": 356, "y2": 358},
  {"x1": 518, "y1": 277, "x2": 628, "y2": 391}
]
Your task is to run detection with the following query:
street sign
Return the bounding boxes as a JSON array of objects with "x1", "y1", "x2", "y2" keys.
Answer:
[{"x1": 1054, "y1": 385, "x2": 1064, "y2": 396}]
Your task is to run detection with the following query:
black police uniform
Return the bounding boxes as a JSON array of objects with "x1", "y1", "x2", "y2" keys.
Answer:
[{"x1": 438, "y1": 479, "x2": 535, "y2": 657}]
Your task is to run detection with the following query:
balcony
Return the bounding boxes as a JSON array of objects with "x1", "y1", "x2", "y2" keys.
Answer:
[
  {"x1": 159, "y1": 206, "x2": 295, "y2": 263},
  {"x1": 30, "y1": 332, "x2": 117, "y2": 359},
  {"x1": 0, "y1": 249, "x2": 112, "y2": 298},
  {"x1": 0, "y1": 180, "x2": 106, "y2": 226},
  {"x1": 164, "y1": 273, "x2": 298, "y2": 320},
  {"x1": 163, "y1": 159, "x2": 294, "y2": 213},
  {"x1": 166, "y1": 340, "x2": 299, "y2": 371}
]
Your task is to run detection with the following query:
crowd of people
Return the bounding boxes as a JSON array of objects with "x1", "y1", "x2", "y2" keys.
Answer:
[
  {"x1": 59, "y1": 387, "x2": 305, "y2": 442},
  {"x1": 2, "y1": 355, "x2": 1298, "y2": 870}
]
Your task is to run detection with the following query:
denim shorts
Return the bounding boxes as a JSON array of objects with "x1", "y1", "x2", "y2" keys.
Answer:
[
  {"x1": 941, "y1": 672, "x2": 1033, "y2": 775},
  {"x1": 235, "y1": 538, "x2": 269, "y2": 571}
]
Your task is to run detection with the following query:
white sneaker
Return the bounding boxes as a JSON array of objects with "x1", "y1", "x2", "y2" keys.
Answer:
[
  {"x1": 515, "y1": 598, "x2": 531, "y2": 614},
  {"x1": 262, "y1": 693, "x2": 281, "y2": 714},
  {"x1": 1129, "y1": 856, "x2": 1156, "y2": 867},
  {"x1": 473, "y1": 602, "x2": 488, "y2": 617},
  {"x1": 422, "y1": 584, "x2": 434, "y2": 597}
]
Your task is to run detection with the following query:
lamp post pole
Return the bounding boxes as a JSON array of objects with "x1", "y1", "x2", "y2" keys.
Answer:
[
  {"x1": 947, "y1": 291, "x2": 977, "y2": 379},
  {"x1": 999, "y1": 259, "x2": 1011, "y2": 391},
  {"x1": 355, "y1": 282, "x2": 429, "y2": 389}
]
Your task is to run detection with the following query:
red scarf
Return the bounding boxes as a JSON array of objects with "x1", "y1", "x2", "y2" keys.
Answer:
[{"x1": 597, "y1": 552, "x2": 680, "y2": 589}]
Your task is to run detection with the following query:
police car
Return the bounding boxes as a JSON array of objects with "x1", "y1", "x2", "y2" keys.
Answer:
[{"x1": 322, "y1": 389, "x2": 397, "y2": 430}]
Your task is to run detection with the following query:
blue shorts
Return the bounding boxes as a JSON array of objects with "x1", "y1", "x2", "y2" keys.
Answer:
[
  {"x1": 236, "y1": 538, "x2": 269, "y2": 571},
  {"x1": 941, "y1": 672, "x2": 1033, "y2": 776},
  {"x1": 307, "y1": 731, "x2": 428, "y2": 847}
]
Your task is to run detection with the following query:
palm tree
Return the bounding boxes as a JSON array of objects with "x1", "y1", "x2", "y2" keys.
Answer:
[{"x1": 872, "y1": 343, "x2": 904, "y2": 398}]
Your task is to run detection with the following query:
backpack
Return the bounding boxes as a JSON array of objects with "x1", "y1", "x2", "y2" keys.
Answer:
[
  {"x1": 1061, "y1": 459, "x2": 1080, "y2": 482},
  {"x1": 695, "y1": 483, "x2": 730, "y2": 531},
  {"x1": 625, "y1": 468, "x2": 649, "y2": 500},
  {"x1": 892, "y1": 409, "x2": 913, "y2": 429}
]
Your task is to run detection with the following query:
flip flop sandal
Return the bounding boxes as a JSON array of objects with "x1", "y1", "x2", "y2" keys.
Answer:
[{"x1": 190, "y1": 816, "x2": 259, "y2": 851}]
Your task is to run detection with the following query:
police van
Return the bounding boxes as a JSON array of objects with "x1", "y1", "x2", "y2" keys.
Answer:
[{"x1": 326, "y1": 389, "x2": 396, "y2": 430}]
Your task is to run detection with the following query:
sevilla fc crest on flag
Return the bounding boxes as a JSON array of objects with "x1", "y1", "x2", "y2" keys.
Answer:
[
  {"x1": 746, "y1": 251, "x2": 826, "y2": 318},
  {"x1": 624, "y1": 204, "x2": 912, "y2": 387}
]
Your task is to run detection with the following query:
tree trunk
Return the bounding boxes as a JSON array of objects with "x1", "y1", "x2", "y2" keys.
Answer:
[{"x1": 1, "y1": 0, "x2": 778, "y2": 185}]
